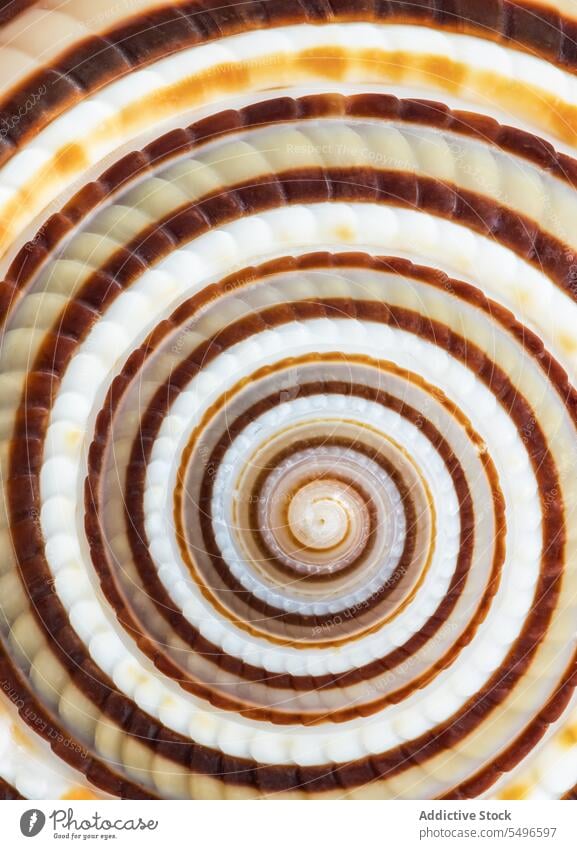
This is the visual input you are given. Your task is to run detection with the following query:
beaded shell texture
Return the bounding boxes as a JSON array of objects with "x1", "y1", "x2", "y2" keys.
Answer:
[{"x1": 1, "y1": 0, "x2": 577, "y2": 801}]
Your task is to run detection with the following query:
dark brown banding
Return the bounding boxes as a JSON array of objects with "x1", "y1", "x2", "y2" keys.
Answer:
[
  {"x1": 0, "y1": 651, "x2": 159, "y2": 799},
  {"x1": 4, "y1": 91, "x2": 577, "y2": 332},
  {"x1": 563, "y1": 781, "x2": 577, "y2": 800},
  {"x1": 5, "y1": 242, "x2": 567, "y2": 793},
  {"x1": 86, "y1": 252, "x2": 505, "y2": 712},
  {"x1": 4, "y1": 163, "x2": 576, "y2": 351},
  {"x1": 179, "y1": 427, "x2": 418, "y2": 632},
  {"x1": 90, "y1": 342, "x2": 496, "y2": 704},
  {"x1": 0, "y1": 0, "x2": 37, "y2": 26},
  {"x1": 91, "y1": 344, "x2": 484, "y2": 718},
  {"x1": 445, "y1": 657, "x2": 577, "y2": 799},
  {"x1": 1, "y1": 104, "x2": 575, "y2": 796},
  {"x1": 245, "y1": 442, "x2": 383, "y2": 584},
  {"x1": 0, "y1": 775, "x2": 24, "y2": 800},
  {"x1": 0, "y1": 0, "x2": 575, "y2": 806},
  {"x1": 81, "y1": 290, "x2": 568, "y2": 778}
]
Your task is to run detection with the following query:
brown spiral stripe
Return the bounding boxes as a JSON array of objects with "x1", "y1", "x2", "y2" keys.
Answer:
[
  {"x1": 1, "y1": 5, "x2": 577, "y2": 801},
  {"x1": 0, "y1": 776, "x2": 24, "y2": 800},
  {"x1": 2, "y1": 0, "x2": 577, "y2": 161}
]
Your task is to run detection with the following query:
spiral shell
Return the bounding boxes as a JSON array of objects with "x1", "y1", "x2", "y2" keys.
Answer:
[{"x1": 2, "y1": 0, "x2": 577, "y2": 801}]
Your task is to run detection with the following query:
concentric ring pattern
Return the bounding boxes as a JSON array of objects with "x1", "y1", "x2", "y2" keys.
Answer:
[{"x1": 3, "y1": 0, "x2": 577, "y2": 801}]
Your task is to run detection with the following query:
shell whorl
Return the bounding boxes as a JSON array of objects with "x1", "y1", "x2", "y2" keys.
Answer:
[{"x1": 0, "y1": 0, "x2": 577, "y2": 802}]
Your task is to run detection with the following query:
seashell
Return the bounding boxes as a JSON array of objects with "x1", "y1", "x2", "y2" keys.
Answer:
[{"x1": 0, "y1": 0, "x2": 577, "y2": 801}]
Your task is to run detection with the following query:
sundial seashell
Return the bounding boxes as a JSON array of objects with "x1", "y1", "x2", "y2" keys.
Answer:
[{"x1": 1, "y1": 0, "x2": 577, "y2": 801}]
